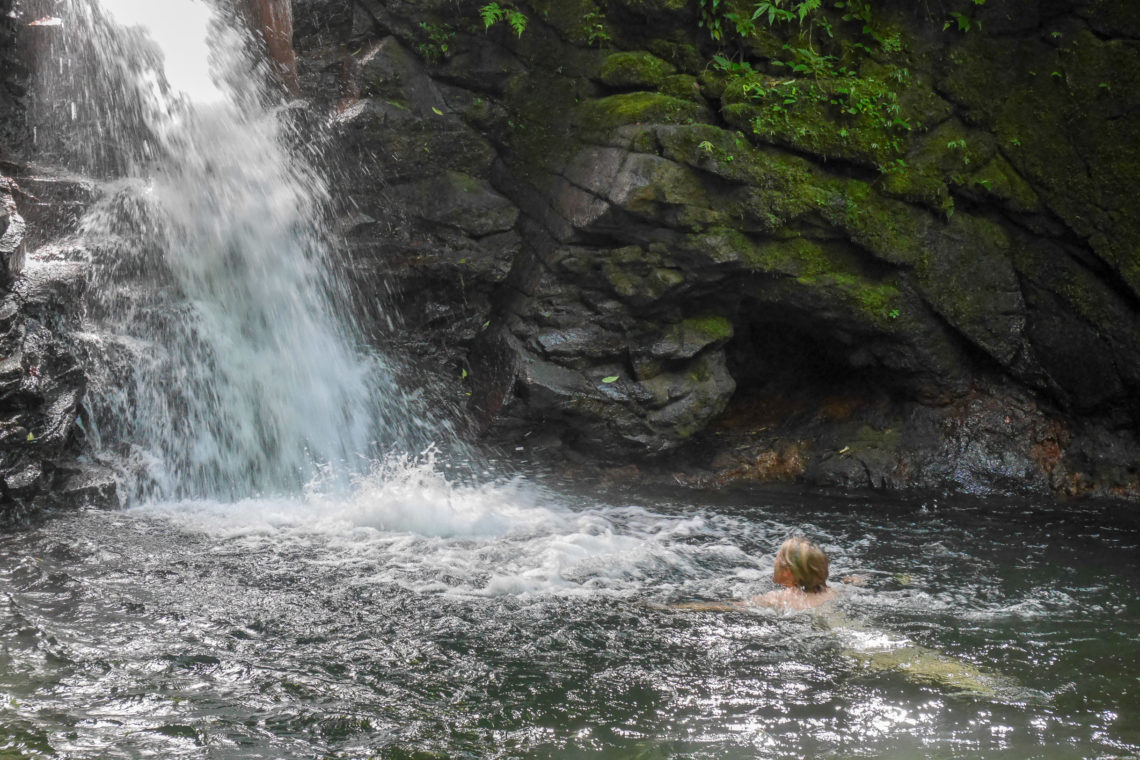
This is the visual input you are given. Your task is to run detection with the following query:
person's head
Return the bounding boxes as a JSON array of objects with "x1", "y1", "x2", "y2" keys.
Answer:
[{"x1": 773, "y1": 537, "x2": 829, "y2": 592}]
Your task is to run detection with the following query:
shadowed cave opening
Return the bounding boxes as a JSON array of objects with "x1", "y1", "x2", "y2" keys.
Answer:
[{"x1": 716, "y1": 305, "x2": 908, "y2": 437}]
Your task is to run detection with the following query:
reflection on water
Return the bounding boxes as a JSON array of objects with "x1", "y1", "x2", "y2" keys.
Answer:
[{"x1": 1, "y1": 467, "x2": 1137, "y2": 758}]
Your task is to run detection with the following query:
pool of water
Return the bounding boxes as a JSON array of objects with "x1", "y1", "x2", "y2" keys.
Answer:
[{"x1": 2, "y1": 462, "x2": 1138, "y2": 758}]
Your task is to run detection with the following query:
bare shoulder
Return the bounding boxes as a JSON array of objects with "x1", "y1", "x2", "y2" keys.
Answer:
[{"x1": 752, "y1": 587, "x2": 836, "y2": 611}]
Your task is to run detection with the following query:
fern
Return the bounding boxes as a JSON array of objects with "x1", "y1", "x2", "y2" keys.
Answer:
[
  {"x1": 796, "y1": 0, "x2": 821, "y2": 22},
  {"x1": 480, "y1": 2, "x2": 527, "y2": 37},
  {"x1": 753, "y1": 1, "x2": 794, "y2": 26},
  {"x1": 480, "y1": 2, "x2": 504, "y2": 30}
]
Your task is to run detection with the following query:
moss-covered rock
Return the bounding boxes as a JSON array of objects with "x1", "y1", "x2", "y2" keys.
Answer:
[
  {"x1": 720, "y1": 70, "x2": 917, "y2": 170},
  {"x1": 644, "y1": 313, "x2": 733, "y2": 361},
  {"x1": 310, "y1": 0, "x2": 1140, "y2": 496},
  {"x1": 659, "y1": 74, "x2": 704, "y2": 104},
  {"x1": 576, "y1": 92, "x2": 713, "y2": 133},
  {"x1": 599, "y1": 51, "x2": 676, "y2": 90},
  {"x1": 915, "y1": 215, "x2": 1026, "y2": 367},
  {"x1": 818, "y1": 179, "x2": 932, "y2": 267},
  {"x1": 938, "y1": 27, "x2": 1140, "y2": 299}
]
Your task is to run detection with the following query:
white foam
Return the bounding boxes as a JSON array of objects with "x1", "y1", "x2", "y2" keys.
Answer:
[{"x1": 130, "y1": 451, "x2": 763, "y2": 599}]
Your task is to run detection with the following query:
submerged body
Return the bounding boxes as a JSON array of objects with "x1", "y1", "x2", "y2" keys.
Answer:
[
  {"x1": 671, "y1": 536, "x2": 1011, "y2": 697},
  {"x1": 753, "y1": 584, "x2": 837, "y2": 610},
  {"x1": 667, "y1": 537, "x2": 836, "y2": 611}
]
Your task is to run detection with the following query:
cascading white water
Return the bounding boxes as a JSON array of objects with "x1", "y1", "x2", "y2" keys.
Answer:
[{"x1": 38, "y1": 0, "x2": 426, "y2": 500}]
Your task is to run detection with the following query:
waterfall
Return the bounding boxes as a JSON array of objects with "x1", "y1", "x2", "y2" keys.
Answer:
[{"x1": 34, "y1": 0, "x2": 424, "y2": 501}]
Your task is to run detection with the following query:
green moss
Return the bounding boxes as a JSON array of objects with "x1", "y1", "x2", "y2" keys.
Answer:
[
  {"x1": 819, "y1": 179, "x2": 929, "y2": 267},
  {"x1": 629, "y1": 0, "x2": 688, "y2": 10},
  {"x1": 853, "y1": 424, "x2": 902, "y2": 449},
  {"x1": 525, "y1": 0, "x2": 607, "y2": 45},
  {"x1": 1009, "y1": 236, "x2": 1122, "y2": 332},
  {"x1": 654, "y1": 124, "x2": 811, "y2": 190},
  {"x1": 501, "y1": 70, "x2": 586, "y2": 175},
  {"x1": 877, "y1": 167, "x2": 953, "y2": 217},
  {"x1": 697, "y1": 69, "x2": 730, "y2": 100},
  {"x1": 797, "y1": 271, "x2": 904, "y2": 325},
  {"x1": 659, "y1": 74, "x2": 704, "y2": 104},
  {"x1": 653, "y1": 125, "x2": 825, "y2": 231},
  {"x1": 681, "y1": 313, "x2": 733, "y2": 344},
  {"x1": 645, "y1": 41, "x2": 705, "y2": 75},
  {"x1": 912, "y1": 214, "x2": 1024, "y2": 364},
  {"x1": 939, "y1": 29, "x2": 1140, "y2": 299},
  {"x1": 600, "y1": 51, "x2": 675, "y2": 89},
  {"x1": 964, "y1": 155, "x2": 1040, "y2": 214},
  {"x1": 577, "y1": 92, "x2": 711, "y2": 132},
  {"x1": 718, "y1": 67, "x2": 915, "y2": 170},
  {"x1": 739, "y1": 238, "x2": 830, "y2": 277}
]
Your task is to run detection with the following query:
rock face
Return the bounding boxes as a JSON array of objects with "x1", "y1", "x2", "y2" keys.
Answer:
[
  {"x1": 294, "y1": 0, "x2": 1140, "y2": 498},
  {"x1": 2, "y1": 0, "x2": 1138, "y2": 512},
  {"x1": 0, "y1": 0, "x2": 106, "y2": 521},
  {"x1": 0, "y1": 173, "x2": 98, "y2": 521}
]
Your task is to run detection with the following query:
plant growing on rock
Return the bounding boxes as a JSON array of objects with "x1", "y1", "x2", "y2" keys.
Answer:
[
  {"x1": 582, "y1": 9, "x2": 610, "y2": 46},
  {"x1": 700, "y1": 0, "x2": 920, "y2": 172},
  {"x1": 415, "y1": 22, "x2": 455, "y2": 62},
  {"x1": 480, "y1": 2, "x2": 528, "y2": 37},
  {"x1": 943, "y1": 0, "x2": 986, "y2": 33}
]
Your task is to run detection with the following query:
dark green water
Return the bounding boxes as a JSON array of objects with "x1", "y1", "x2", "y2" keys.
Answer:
[{"x1": 2, "y1": 475, "x2": 1138, "y2": 759}]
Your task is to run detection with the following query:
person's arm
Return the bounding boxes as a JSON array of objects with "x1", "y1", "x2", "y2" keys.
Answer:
[{"x1": 648, "y1": 600, "x2": 747, "y2": 612}]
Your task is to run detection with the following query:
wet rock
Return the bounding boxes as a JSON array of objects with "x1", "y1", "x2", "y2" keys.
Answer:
[
  {"x1": 916, "y1": 215, "x2": 1027, "y2": 368},
  {"x1": 54, "y1": 461, "x2": 119, "y2": 508},
  {"x1": 471, "y1": 323, "x2": 734, "y2": 457},
  {"x1": 7, "y1": 168, "x2": 100, "y2": 250},
  {"x1": 0, "y1": 177, "x2": 88, "y2": 518},
  {"x1": 2, "y1": 459, "x2": 43, "y2": 498},
  {"x1": 0, "y1": 183, "x2": 24, "y2": 280},
  {"x1": 396, "y1": 171, "x2": 518, "y2": 237}
]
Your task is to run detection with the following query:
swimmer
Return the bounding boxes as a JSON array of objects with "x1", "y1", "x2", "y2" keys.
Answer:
[
  {"x1": 667, "y1": 537, "x2": 839, "y2": 612},
  {"x1": 752, "y1": 537, "x2": 837, "y2": 610},
  {"x1": 661, "y1": 538, "x2": 1018, "y2": 699}
]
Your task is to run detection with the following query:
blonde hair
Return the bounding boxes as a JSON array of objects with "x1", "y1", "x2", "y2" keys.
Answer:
[{"x1": 776, "y1": 537, "x2": 829, "y2": 592}]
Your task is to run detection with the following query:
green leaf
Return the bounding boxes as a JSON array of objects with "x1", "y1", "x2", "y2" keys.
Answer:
[
  {"x1": 26, "y1": 432, "x2": 34, "y2": 442},
  {"x1": 431, "y1": 106, "x2": 443, "y2": 115},
  {"x1": 601, "y1": 375, "x2": 619, "y2": 384},
  {"x1": 480, "y1": 2, "x2": 503, "y2": 29}
]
